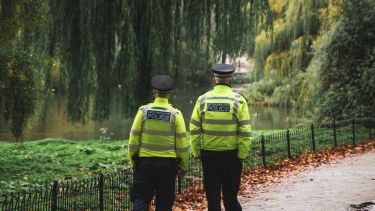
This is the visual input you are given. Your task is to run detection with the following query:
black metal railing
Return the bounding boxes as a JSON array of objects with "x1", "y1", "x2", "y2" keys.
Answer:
[{"x1": 2, "y1": 117, "x2": 375, "y2": 210}]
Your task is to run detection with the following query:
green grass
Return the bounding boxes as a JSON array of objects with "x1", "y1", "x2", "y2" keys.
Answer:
[
  {"x1": 0, "y1": 138, "x2": 128, "y2": 195},
  {"x1": 0, "y1": 129, "x2": 276, "y2": 194},
  {"x1": 252, "y1": 129, "x2": 285, "y2": 138},
  {"x1": 232, "y1": 73, "x2": 253, "y2": 84},
  {"x1": 1, "y1": 125, "x2": 372, "y2": 196},
  {"x1": 244, "y1": 124, "x2": 372, "y2": 167}
]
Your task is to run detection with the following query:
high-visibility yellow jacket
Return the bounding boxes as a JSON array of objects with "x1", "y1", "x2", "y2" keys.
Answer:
[
  {"x1": 128, "y1": 97, "x2": 189, "y2": 171},
  {"x1": 189, "y1": 85, "x2": 252, "y2": 159}
]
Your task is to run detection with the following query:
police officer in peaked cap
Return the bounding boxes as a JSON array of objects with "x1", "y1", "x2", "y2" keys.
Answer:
[
  {"x1": 189, "y1": 64, "x2": 252, "y2": 211},
  {"x1": 128, "y1": 75, "x2": 189, "y2": 211}
]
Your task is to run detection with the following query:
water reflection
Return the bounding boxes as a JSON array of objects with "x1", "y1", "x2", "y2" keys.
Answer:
[
  {"x1": 250, "y1": 106, "x2": 297, "y2": 130},
  {"x1": 0, "y1": 96, "x2": 133, "y2": 141},
  {"x1": 0, "y1": 93, "x2": 299, "y2": 141}
]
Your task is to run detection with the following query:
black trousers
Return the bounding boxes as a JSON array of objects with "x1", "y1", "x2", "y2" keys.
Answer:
[
  {"x1": 131, "y1": 157, "x2": 177, "y2": 211},
  {"x1": 201, "y1": 150, "x2": 242, "y2": 211}
]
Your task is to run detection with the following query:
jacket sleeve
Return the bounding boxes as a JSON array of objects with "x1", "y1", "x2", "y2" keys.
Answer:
[
  {"x1": 175, "y1": 111, "x2": 189, "y2": 171},
  {"x1": 189, "y1": 96, "x2": 202, "y2": 158},
  {"x1": 128, "y1": 108, "x2": 143, "y2": 167},
  {"x1": 237, "y1": 97, "x2": 252, "y2": 160}
]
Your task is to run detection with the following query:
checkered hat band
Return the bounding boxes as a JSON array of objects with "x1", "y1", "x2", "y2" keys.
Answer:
[{"x1": 214, "y1": 73, "x2": 232, "y2": 78}]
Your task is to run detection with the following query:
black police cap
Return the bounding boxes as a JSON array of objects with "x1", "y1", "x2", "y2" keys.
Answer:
[
  {"x1": 211, "y1": 64, "x2": 235, "y2": 77},
  {"x1": 151, "y1": 75, "x2": 174, "y2": 91}
]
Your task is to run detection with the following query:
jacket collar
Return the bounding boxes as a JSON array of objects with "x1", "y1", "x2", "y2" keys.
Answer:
[
  {"x1": 153, "y1": 97, "x2": 169, "y2": 104},
  {"x1": 214, "y1": 84, "x2": 232, "y2": 91}
]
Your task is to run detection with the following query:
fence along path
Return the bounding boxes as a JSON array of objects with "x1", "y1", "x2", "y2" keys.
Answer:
[{"x1": 2, "y1": 118, "x2": 374, "y2": 210}]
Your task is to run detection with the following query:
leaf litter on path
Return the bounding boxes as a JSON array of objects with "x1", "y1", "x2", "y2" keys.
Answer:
[{"x1": 173, "y1": 140, "x2": 375, "y2": 210}]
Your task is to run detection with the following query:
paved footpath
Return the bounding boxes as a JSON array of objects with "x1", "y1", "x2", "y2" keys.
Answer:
[{"x1": 240, "y1": 152, "x2": 375, "y2": 211}]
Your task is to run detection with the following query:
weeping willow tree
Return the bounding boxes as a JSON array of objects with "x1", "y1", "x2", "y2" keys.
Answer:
[
  {"x1": 311, "y1": 0, "x2": 375, "y2": 119},
  {"x1": 248, "y1": 0, "x2": 340, "y2": 110},
  {"x1": 1, "y1": 0, "x2": 273, "y2": 139},
  {"x1": 253, "y1": 0, "x2": 326, "y2": 80},
  {"x1": 248, "y1": 0, "x2": 375, "y2": 120},
  {"x1": 0, "y1": 0, "x2": 47, "y2": 140},
  {"x1": 41, "y1": 0, "x2": 272, "y2": 123}
]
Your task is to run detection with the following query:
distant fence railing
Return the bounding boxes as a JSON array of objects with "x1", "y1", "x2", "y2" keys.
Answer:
[
  {"x1": 2, "y1": 117, "x2": 375, "y2": 210},
  {"x1": 2, "y1": 169, "x2": 133, "y2": 211}
]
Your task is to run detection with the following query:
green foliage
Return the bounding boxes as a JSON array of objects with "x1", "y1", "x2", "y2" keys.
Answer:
[
  {"x1": 232, "y1": 73, "x2": 254, "y2": 84},
  {"x1": 0, "y1": 0, "x2": 48, "y2": 139},
  {"x1": 0, "y1": 0, "x2": 273, "y2": 137},
  {"x1": 0, "y1": 138, "x2": 128, "y2": 194},
  {"x1": 0, "y1": 129, "x2": 278, "y2": 194},
  {"x1": 92, "y1": 0, "x2": 117, "y2": 121},
  {"x1": 0, "y1": 0, "x2": 24, "y2": 47},
  {"x1": 0, "y1": 124, "x2": 371, "y2": 196},
  {"x1": 253, "y1": 0, "x2": 322, "y2": 80},
  {"x1": 317, "y1": 0, "x2": 375, "y2": 119},
  {"x1": 0, "y1": 50, "x2": 36, "y2": 141},
  {"x1": 248, "y1": 0, "x2": 375, "y2": 121},
  {"x1": 42, "y1": 0, "x2": 272, "y2": 122},
  {"x1": 248, "y1": 124, "x2": 370, "y2": 167},
  {"x1": 246, "y1": 79, "x2": 278, "y2": 104}
]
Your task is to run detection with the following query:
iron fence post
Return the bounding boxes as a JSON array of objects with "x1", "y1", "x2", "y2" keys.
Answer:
[
  {"x1": 369, "y1": 118, "x2": 372, "y2": 140},
  {"x1": 99, "y1": 174, "x2": 104, "y2": 211},
  {"x1": 2, "y1": 194, "x2": 7, "y2": 210},
  {"x1": 287, "y1": 129, "x2": 291, "y2": 159},
  {"x1": 352, "y1": 118, "x2": 356, "y2": 147},
  {"x1": 333, "y1": 119, "x2": 337, "y2": 147},
  {"x1": 177, "y1": 176, "x2": 182, "y2": 194},
  {"x1": 311, "y1": 124, "x2": 316, "y2": 152},
  {"x1": 261, "y1": 135, "x2": 266, "y2": 167},
  {"x1": 51, "y1": 181, "x2": 58, "y2": 211}
]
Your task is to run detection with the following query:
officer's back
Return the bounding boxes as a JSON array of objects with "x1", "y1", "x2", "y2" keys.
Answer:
[
  {"x1": 190, "y1": 64, "x2": 252, "y2": 211},
  {"x1": 128, "y1": 75, "x2": 188, "y2": 211}
]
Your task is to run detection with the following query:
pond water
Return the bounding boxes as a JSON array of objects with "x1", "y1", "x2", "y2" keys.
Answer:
[{"x1": 0, "y1": 90, "x2": 299, "y2": 141}]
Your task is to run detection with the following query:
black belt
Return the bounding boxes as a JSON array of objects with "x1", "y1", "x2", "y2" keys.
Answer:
[
  {"x1": 201, "y1": 149, "x2": 238, "y2": 158},
  {"x1": 138, "y1": 157, "x2": 177, "y2": 162}
]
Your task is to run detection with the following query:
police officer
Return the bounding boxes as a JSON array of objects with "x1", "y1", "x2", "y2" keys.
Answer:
[
  {"x1": 128, "y1": 75, "x2": 189, "y2": 211},
  {"x1": 189, "y1": 64, "x2": 252, "y2": 211}
]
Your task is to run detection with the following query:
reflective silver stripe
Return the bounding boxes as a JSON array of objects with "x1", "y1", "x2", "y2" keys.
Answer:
[
  {"x1": 202, "y1": 130, "x2": 237, "y2": 136},
  {"x1": 142, "y1": 129, "x2": 174, "y2": 136},
  {"x1": 239, "y1": 120, "x2": 251, "y2": 125},
  {"x1": 202, "y1": 96, "x2": 244, "y2": 104},
  {"x1": 200, "y1": 94, "x2": 207, "y2": 112},
  {"x1": 190, "y1": 129, "x2": 201, "y2": 135},
  {"x1": 128, "y1": 144, "x2": 140, "y2": 150},
  {"x1": 150, "y1": 106, "x2": 167, "y2": 110},
  {"x1": 232, "y1": 113, "x2": 238, "y2": 120},
  {"x1": 169, "y1": 108, "x2": 177, "y2": 130},
  {"x1": 176, "y1": 146, "x2": 189, "y2": 152},
  {"x1": 168, "y1": 108, "x2": 178, "y2": 153},
  {"x1": 205, "y1": 97, "x2": 235, "y2": 101},
  {"x1": 238, "y1": 131, "x2": 252, "y2": 137},
  {"x1": 141, "y1": 105, "x2": 149, "y2": 122},
  {"x1": 176, "y1": 133, "x2": 186, "y2": 138},
  {"x1": 130, "y1": 129, "x2": 141, "y2": 136},
  {"x1": 233, "y1": 93, "x2": 240, "y2": 114},
  {"x1": 138, "y1": 106, "x2": 179, "y2": 153},
  {"x1": 233, "y1": 104, "x2": 238, "y2": 113},
  {"x1": 140, "y1": 143, "x2": 175, "y2": 151},
  {"x1": 202, "y1": 119, "x2": 237, "y2": 124},
  {"x1": 190, "y1": 119, "x2": 201, "y2": 127}
]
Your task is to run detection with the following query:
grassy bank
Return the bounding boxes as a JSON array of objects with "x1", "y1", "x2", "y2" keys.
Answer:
[
  {"x1": 0, "y1": 138, "x2": 128, "y2": 195},
  {"x1": 248, "y1": 124, "x2": 372, "y2": 167},
  {"x1": 2, "y1": 125, "x2": 368, "y2": 195},
  {"x1": 0, "y1": 130, "x2": 273, "y2": 194}
]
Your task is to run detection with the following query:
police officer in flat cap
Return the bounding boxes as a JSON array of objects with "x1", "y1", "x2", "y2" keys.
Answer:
[
  {"x1": 128, "y1": 75, "x2": 189, "y2": 211},
  {"x1": 190, "y1": 64, "x2": 252, "y2": 211}
]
